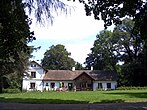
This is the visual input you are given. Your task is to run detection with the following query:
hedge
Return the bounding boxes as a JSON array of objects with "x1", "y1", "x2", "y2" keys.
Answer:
[
  {"x1": 2, "y1": 88, "x2": 21, "y2": 93},
  {"x1": 117, "y1": 86, "x2": 147, "y2": 90}
]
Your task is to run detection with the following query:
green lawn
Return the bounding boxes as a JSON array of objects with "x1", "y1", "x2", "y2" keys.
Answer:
[{"x1": 0, "y1": 90, "x2": 147, "y2": 104}]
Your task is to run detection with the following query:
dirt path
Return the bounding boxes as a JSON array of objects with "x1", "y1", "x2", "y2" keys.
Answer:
[{"x1": 0, "y1": 102, "x2": 147, "y2": 110}]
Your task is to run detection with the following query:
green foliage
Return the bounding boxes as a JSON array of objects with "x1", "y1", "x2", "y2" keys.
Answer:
[
  {"x1": 0, "y1": 0, "x2": 34, "y2": 75},
  {"x1": 85, "y1": 18, "x2": 147, "y2": 86},
  {"x1": 2, "y1": 88, "x2": 21, "y2": 93},
  {"x1": 85, "y1": 30, "x2": 118, "y2": 71},
  {"x1": 6, "y1": 72, "x2": 22, "y2": 89},
  {"x1": 0, "y1": 0, "x2": 67, "y2": 92},
  {"x1": 80, "y1": 0, "x2": 147, "y2": 40},
  {"x1": 75, "y1": 62, "x2": 83, "y2": 70},
  {"x1": 117, "y1": 87, "x2": 147, "y2": 90},
  {"x1": 41, "y1": 44, "x2": 75, "y2": 70},
  {"x1": 81, "y1": 1, "x2": 147, "y2": 83},
  {"x1": 113, "y1": 19, "x2": 147, "y2": 86},
  {"x1": 120, "y1": 63, "x2": 146, "y2": 86},
  {"x1": 0, "y1": 0, "x2": 35, "y2": 92}
]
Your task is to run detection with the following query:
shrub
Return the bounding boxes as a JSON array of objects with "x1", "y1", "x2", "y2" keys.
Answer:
[
  {"x1": 117, "y1": 86, "x2": 147, "y2": 90},
  {"x1": 2, "y1": 88, "x2": 21, "y2": 93},
  {"x1": 21, "y1": 89, "x2": 27, "y2": 93}
]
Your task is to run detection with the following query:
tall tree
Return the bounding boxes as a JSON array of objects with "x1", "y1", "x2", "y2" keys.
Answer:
[
  {"x1": 85, "y1": 30, "x2": 118, "y2": 71},
  {"x1": 0, "y1": 0, "x2": 35, "y2": 92},
  {"x1": 41, "y1": 44, "x2": 75, "y2": 70},
  {"x1": 113, "y1": 18, "x2": 147, "y2": 86},
  {"x1": 113, "y1": 18, "x2": 143, "y2": 64},
  {"x1": 80, "y1": 0, "x2": 147, "y2": 78},
  {"x1": 0, "y1": 0, "x2": 71, "y2": 92},
  {"x1": 85, "y1": 18, "x2": 147, "y2": 86},
  {"x1": 0, "y1": 0, "x2": 68, "y2": 92}
]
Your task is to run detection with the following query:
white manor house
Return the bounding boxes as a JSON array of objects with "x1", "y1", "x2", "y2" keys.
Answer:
[{"x1": 22, "y1": 61, "x2": 117, "y2": 91}]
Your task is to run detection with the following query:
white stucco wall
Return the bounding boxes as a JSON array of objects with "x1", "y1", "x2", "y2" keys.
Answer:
[
  {"x1": 27, "y1": 65, "x2": 45, "y2": 79},
  {"x1": 43, "y1": 81, "x2": 74, "y2": 91},
  {"x1": 22, "y1": 80, "x2": 30, "y2": 90},
  {"x1": 22, "y1": 79, "x2": 43, "y2": 91},
  {"x1": 22, "y1": 62, "x2": 45, "y2": 92},
  {"x1": 43, "y1": 80, "x2": 117, "y2": 91},
  {"x1": 23, "y1": 62, "x2": 118, "y2": 92},
  {"x1": 93, "y1": 81, "x2": 117, "y2": 91}
]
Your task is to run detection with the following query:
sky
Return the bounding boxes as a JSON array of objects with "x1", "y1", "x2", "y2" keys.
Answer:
[{"x1": 28, "y1": 1, "x2": 114, "y2": 66}]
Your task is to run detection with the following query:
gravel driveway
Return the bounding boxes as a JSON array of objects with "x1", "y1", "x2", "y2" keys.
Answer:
[{"x1": 0, "y1": 102, "x2": 147, "y2": 110}]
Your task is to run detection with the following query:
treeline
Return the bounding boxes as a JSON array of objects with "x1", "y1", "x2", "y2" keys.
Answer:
[
  {"x1": 84, "y1": 18, "x2": 147, "y2": 87},
  {"x1": 1, "y1": 0, "x2": 147, "y2": 93}
]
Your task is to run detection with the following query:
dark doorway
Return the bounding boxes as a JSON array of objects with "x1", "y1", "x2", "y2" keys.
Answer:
[
  {"x1": 51, "y1": 82, "x2": 55, "y2": 89},
  {"x1": 107, "y1": 83, "x2": 111, "y2": 89},
  {"x1": 68, "y1": 83, "x2": 73, "y2": 91},
  {"x1": 30, "y1": 83, "x2": 35, "y2": 89}
]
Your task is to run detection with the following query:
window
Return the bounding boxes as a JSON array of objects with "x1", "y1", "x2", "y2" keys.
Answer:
[
  {"x1": 31, "y1": 64, "x2": 36, "y2": 67},
  {"x1": 62, "y1": 82, "x2": 64, "y2": 87},
  {"x1": 98, "y1": 83, "x2": 102, "y2": 89},
  {"x1": 59, "y1": 82, "x2": 64, "y2": 88},
  {"x1": 31, "y1": 72, "x2": 36, "y2": 78},
  {"x1": 30, "y1": 83, "x2": 35, "y2": 89},
  {"x1": 87, "y1": 83, "x2": 92, "y2": 88},
  {"x1": 46, "y1": 83, "x2": 49, "y2": 86},
  {"x1": 68, "y1": 83, "x2": 73, "y2": 91},
  {"x1": 51, "y1": 83, "x2": 55, "y2": 88},
  {"x1": 107, "y1": 83, "x2": 111, "y2": 89}
]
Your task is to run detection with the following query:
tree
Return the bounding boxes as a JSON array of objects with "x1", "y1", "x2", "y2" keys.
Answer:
[
  {"x1": 85, "y1": 18, "x2": 147, "y2": 86},
  {"x1": 85, "y1": 30, "x2": 118, "y2": 71},
  {"x1": 113, "y1": 18, "x2": 147, "y2": 86},
  {"x1": 0, "y1": 0, "x2": 70, "y2": 92},
  {"x1": 113, "y1": 18, "x2": 143, "y2": 63},
  {"x1": 75, "y1": 62, "x2": 83, "y2": 70},
  {"x1": 0, "y1": 0, "x2": 35, "y2": 92},
  {"x1": 80, "y1": 0, "x2": 147, "y2": 78},
  {"x1": 41, "y1": 44, "x2": 75, "y2": 70},
  {"x1": 79, "y1": 0, "x2": 147, "y2": 39},
  {"x1": 3, "y1": 46, "x2": 39, "y2": 90}
]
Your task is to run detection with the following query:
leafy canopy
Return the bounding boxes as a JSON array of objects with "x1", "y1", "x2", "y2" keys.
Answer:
[
  {"x1": 85, "y1": 30, "x2": 117, "y2": 71},
  {"x1": 41, "y1": 44, "x2": 75, "y2": 70},
  {"x1": 85, "y1": 18, "x2": 147, "y2": 86},
  {"x1": 79, "y1": 0, "x2": 147, "y2": 40},
  {"x1": 24, "y1": 0, "x2": 69, "y2": 24},
  {"x1": 0, "y1": 0, "x2": 35, "y2": 77},
  {"x1": 0, "y1": 0, "x2": 37, "y2": 92}
]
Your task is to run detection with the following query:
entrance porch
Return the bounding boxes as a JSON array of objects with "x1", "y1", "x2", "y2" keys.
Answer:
[{"x1": 74, "y1": 72, "x2": 93, "y2": 91}]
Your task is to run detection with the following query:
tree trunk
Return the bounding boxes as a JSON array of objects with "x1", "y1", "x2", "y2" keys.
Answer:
[{"x1": 0, "y1": 78, "x2": 3, "y2": 93}]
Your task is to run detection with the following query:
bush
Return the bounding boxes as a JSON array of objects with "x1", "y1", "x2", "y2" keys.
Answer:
[
  {"x1": 21, "y1": 89, "x2": 27, "y2": 93},
  {"x1": 117, "y1": 86, "x2": 147, "y2": 90},
  {"x1": 2, "y1": 88, "x2": 21, "y2": 93}
]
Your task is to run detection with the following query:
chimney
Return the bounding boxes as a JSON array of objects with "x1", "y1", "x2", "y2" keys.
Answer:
[
  {"x1": 91, "y1": 66, "x2": 93, "y2": 70},
  {"x1": 72, "y1": 67, "x2": 75, "y2": 71}
]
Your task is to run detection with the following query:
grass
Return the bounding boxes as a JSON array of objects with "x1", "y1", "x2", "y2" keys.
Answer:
[{"x1": 0, "y1": 90, "x2": 147, "y2": 104}]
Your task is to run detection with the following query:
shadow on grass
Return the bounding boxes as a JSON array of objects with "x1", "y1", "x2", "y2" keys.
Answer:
[
  {"x1": 0, "y1": 97, "x2": 89, "y2": 104},
  {"x1": 0, "y1": 97, "x2": 125, "y2": 104},
  {"x1": 104, "y1": 92, "x2": 147, "y2": 99},
  {"x1": 94, "y1": 99, "x2": 125, "y2": 104}
]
